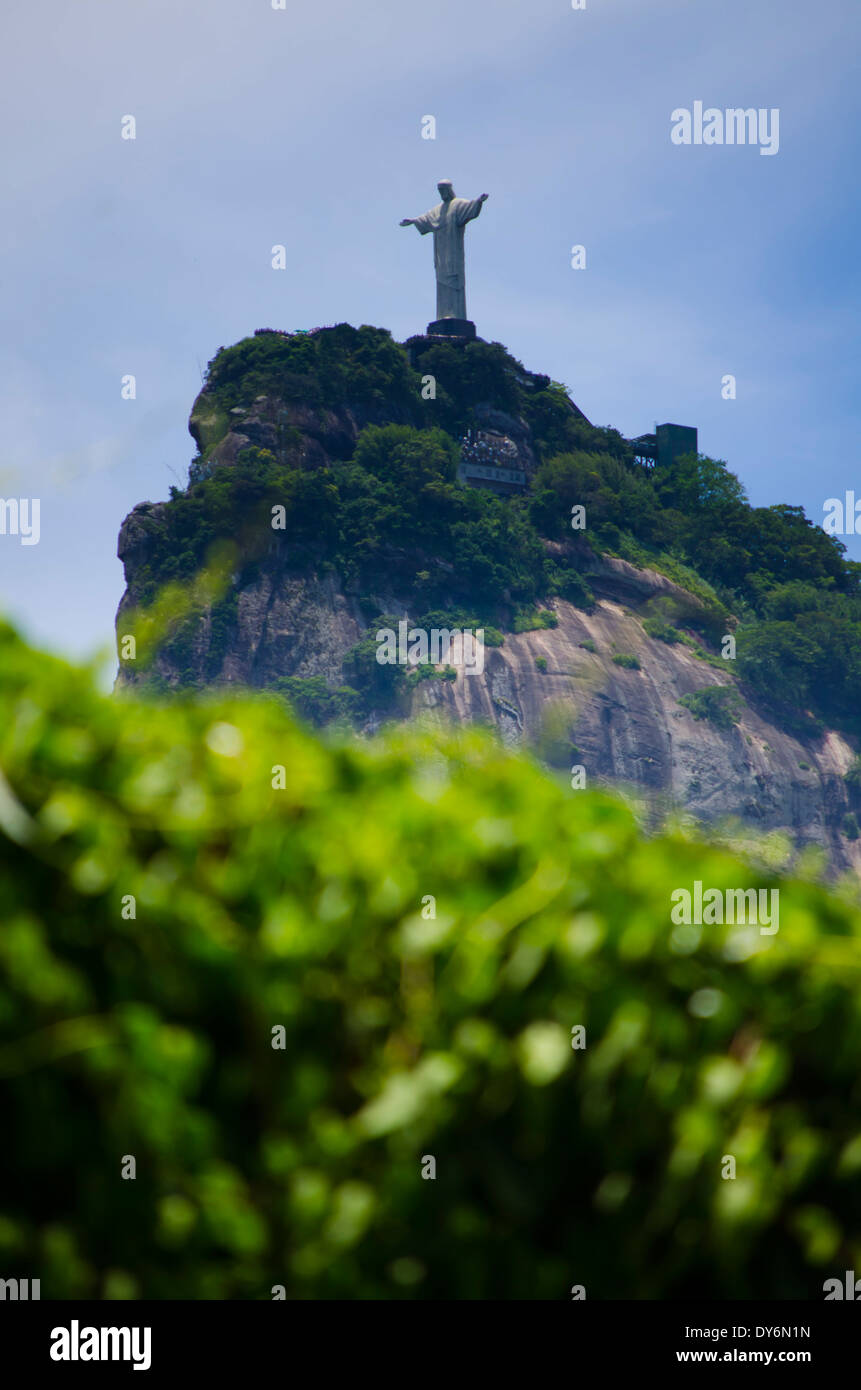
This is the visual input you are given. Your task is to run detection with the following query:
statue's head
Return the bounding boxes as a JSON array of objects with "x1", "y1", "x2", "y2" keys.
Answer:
[{"x1": 438, "y1": 180, "x2": 455, "y2": 202}]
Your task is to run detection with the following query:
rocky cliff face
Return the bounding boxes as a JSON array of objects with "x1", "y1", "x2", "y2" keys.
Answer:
[
  {"x1": 116, "y1": 531, "x2": 861, "y2": 876},
  {"x1": 115, "y1": 333, "x2": 861, "y2": 877},
  {"x1": 417, "y1": 557, "x2": 861, "y2": 876}
]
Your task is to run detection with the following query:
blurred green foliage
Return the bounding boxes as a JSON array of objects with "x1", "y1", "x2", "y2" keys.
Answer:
[{"x1": 1, "y1": 621, "x2": 860, "y2": 1299}]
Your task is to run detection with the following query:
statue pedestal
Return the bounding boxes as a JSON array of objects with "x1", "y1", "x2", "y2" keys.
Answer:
[{"x1": 426, "y1": 318, "x2": 476, "y2": 340}]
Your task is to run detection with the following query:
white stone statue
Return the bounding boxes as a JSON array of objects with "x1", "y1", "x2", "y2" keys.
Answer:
[{"x1": 400, "y1": 180, "x2": 488, "y2": 324}]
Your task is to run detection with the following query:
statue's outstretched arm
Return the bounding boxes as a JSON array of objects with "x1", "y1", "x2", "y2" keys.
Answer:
[{"x1": 458, "y1": 194, "x2": 489, "y2": 226}]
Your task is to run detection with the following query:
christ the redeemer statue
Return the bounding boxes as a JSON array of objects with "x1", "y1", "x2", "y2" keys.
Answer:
[{"x1": 400, "y1": 180, "x2": 488, "y2": 337}]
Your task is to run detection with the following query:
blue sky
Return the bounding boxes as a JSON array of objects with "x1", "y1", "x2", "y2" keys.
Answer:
[{"x1": 2, "y1": 0, "x2": 860, "y2": 676}]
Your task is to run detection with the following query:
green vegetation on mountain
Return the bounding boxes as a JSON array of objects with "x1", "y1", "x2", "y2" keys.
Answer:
[
  {"x1": 203, "y1": 322, "x2": 422, "y2": 416},
  {"x1": 124, "y1": 325, "x2": 861, "y2": 736},
  {"x1": 678, "y1": 686, "x2": 744, "y2": 732},
  {"x1": 2, "y1": 620, "x2": 860, "y2": 1298}
]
